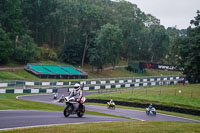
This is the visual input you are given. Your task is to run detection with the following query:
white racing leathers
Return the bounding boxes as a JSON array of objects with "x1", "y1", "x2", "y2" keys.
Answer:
[{"x1": 68, "y1": 88, "x2": 83, "y2": 101}]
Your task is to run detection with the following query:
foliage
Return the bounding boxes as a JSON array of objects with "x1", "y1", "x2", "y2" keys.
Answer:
[
  {"x1": 88, "y1": 23, "x2": 123, "y2": 70},
  {"x1": 0, "y1": 0, "x2": 180, "y2": 68},
  {"x1": 0, "y1": 26, "x2": 12, "y2": 64},
  {"x1": 173, "y1": 11, "x2": 200, "y2": 83},
  {"x1": 13, "y1": 34, "x2": 37, "y2": 63}
]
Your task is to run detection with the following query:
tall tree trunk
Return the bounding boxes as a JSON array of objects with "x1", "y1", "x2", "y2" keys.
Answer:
[{"x1": 81, "y1": 34, "x2": 88, "y2": 67}]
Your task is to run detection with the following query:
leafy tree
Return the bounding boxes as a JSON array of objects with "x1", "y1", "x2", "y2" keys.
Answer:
[
  {"x1": 0, "y1": 26, "x2": 12, "y2": 64},
  {"x1": 175, "y1": 11, "x2": 200, "y2": 83},
  {"x1": 14, "y1": 35, "x2": 37, "y2": 63},
  {"x1": 147, "y1": 25, "x2": 169, "y2": 62},
  {"x1": 93, "y1": 23, "x2": 123, "y2": 69}
]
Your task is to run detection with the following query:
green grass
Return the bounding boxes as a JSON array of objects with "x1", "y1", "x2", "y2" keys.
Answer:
[
  {"x1": 86, "y1": 102, "x2": 200, "y2": 121},
  {"x1": 0, "y1": 94, "x2": 63, "y2": 111},
  {"x1": 0, "y1": 121, "x2": 199, "y2": 133},
  {"x1": 0, "y1": 59, "x2": 182, "y2": 80},
  {"x1": 86, "y1": 84, "x2": 200, "y2": 110}
]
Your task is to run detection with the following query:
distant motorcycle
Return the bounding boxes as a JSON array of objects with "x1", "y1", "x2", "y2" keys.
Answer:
[
  {"x1": 58, "y1": 95, "x2": 65, "y2": 103},
  {"x1": 53, "y1": 93, "x2": 57, "y2": 100},
  {"x1": 63, "y1": 96, "x2": 86, "y2": 117},
  {"x1": 146, "y1": 106, "x2": 156, "y2": 116},
  {"x1": 107, "y1": 102, "x2": 115, "y2": 110}
]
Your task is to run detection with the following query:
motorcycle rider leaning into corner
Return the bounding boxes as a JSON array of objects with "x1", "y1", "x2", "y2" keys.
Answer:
[
  {"x1": 68, "y1": 83, "x2": 83, "y2": 103},
  {"x1": 148, "y1": 104, "x2": 153, "y2": 110},
  {"x1": 107, "y1": 99, "x2": 115, "y2": 106}
]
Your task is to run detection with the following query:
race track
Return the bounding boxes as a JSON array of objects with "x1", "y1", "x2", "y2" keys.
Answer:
[
  {"x1": 0, "y1": 89, "x2": 199, "y2": 130},
  {"x1": 0, "y1": 110, "x2": 128, "y2": 130}
]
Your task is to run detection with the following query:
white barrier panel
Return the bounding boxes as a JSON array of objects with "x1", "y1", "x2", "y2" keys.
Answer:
[
  {"x1": 135, "y1": 79, "x2": 140, "y2": 82},
  {"x1": 125, "y1": 84, "x2": 130, "y2": 87},
  {"x1": 0, "y1": 83, "x2": 8, "y2": 87},
  {"x1": 176, "y1": 77, "x2": 179, "y2": 79},
  {"x1": 0, "y1": 89, "x2": 6, "y2": 93},
  {"x1": 69, "y1": 82, "x2": 71, "y2": 86},
  {"x1": 31, "y1": 89, "x2": 39, "y2": 93},
  {"x1": 174, "y1": 81, "x2": 177, "y2": 84},
  {"x1": 56, "y1": 82, "x2": 63, "y2": 86},
  {"x1": 185, "y1": 81, "x2": 189, "y2": 84},
  {"x1": 105, "y1": 85, "x2": 111, "y2": 89},
  {"x1": 135, "y1": 83, "x2": 139, "y2": 87},
  {"x1": 69, "y1": 88, "x2": 74, "y2": 91},
  {"x1": 25, "y1": 82, "x2": 34, "y2": 86},
  {"x1": 42, "y1": 82, "x2": 50, "y2": 86},
  {"x1": 110, "y1": 80, "x2": 115, "y2": 84},
  {"x1": 80, "y1": 81, "x2": 86, "y2": 85},
  {"x1": 94, "y1": 86, "x2": 100, "y2": 90},
  {"x1": 170, "y1": 77, "x2": 173, "y2": 80},
  {"x1": 116, "y1": 84, "x2": 121, "y2": 88},
  {"x1": 14, "y1": 89, "x2": 23, "y2": 94},
  {"x1": 100, "y1": 81, "x2": 106, "y2": 84},
  {"x1": 47, "y1": 89, "x2": 53, "y2": 93},
  {"x1": 164, "y1": 78, "x2": 167, "y2": 81},
  {"x1": 166, "y1": 81, "x2": 170, "y2": 85},
  {"x1": 119, "y1": 80, "x2": 124, "y2": 83},
  {"x1": 143, "y1": 83, "x2": 147, "y2": 86},
  {"x1": 157, "y1": 78, "x2": 161, "y2": 81},
  {"x1": 151, "y1": 82, "x2": 156, "y2": 86},
  {"x1": 91, "y1": 81, "x2": 96, "y2": 84},
  {"x1": 150, "y1": 79, "x2": 154, "y2": 81},
  {"x1": 83, "y1": 87, "x2": 89, "y2": 91},
  {"x1": 159, "y1": 82, "x2": 163, "y2": 85},
  {"x1": 143, "y1": 79, "x2": 147, "y2": 82},
  {"x1": 127, "y1": 80, "x2": 132, "y2": 83}
]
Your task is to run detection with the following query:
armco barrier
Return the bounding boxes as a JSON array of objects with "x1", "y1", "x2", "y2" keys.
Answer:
[
  {"x1": 0, "y1": 88, "x2": 57, "y2": 94},
  {"x1": 0, "y1": 75, "x2": 186, "y2": 89}
]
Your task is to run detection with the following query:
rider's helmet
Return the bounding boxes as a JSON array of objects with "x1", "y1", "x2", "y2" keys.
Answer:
[
  {"x1": 110, "y1": 99, "x2": 113, "y2": 102},
  {"x1": 74, "y1": 83, "x2": 81, "y2": 91}
]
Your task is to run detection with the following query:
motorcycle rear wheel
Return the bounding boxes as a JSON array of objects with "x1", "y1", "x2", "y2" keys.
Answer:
[{"x1": 77, "y1": 105, "x2": 85, "y2": 117}]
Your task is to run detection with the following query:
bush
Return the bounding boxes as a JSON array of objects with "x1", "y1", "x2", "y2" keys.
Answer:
[
  {"x1": 0, "y1": 26, "x2": 12, "y2": 64},
  {"x1": 14, "y1": 34, "x2": 37, "y2": 63}
]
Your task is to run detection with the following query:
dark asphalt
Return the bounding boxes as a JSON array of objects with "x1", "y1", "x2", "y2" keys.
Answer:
[
  {"x1": 0, "y1": 110, "x2": 128, "y2": 130},
  {"x1": 17, "y1": 91, "x2": 199, "y2": 123}
]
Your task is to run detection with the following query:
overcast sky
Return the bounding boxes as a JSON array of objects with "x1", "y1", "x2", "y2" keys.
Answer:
[{"x1": 127, "y1": 0, "x2": 200, "y2": 29}]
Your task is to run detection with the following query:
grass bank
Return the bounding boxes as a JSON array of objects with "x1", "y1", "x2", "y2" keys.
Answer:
[
  {"x1": 86, "y1": 84, "x2": 200, "y2": 110},
  {"x1": 0, "y1": 121, "x2": 199, "y2": 133},
  {"x1": 0, "y1": 68, "x2": 182, "y2": 81}
]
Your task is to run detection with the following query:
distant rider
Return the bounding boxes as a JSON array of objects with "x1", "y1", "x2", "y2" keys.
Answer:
[
  {"x1": 68, "y1": 83, "x2": 83, "y2": 102},
  {"x1": 107, "y1": 99, "x2": 115, "y2": 106},
  {"x1": 148, "y1": 104, "x2": 153, "y2": 110}
]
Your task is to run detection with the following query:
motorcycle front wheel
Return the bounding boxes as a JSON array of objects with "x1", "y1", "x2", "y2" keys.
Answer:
[
  {"x1": 146, "y1": 111, "x2": 150, "y2": 115},
  {"x1": 64, "y1": 105, "x2": 72, "y2": 117}
]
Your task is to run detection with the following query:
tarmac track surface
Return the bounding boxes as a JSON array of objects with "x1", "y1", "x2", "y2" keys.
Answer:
[
  {"x1": 0, "y1": 110, "x2": 128, "y2": 130},
  {"x1": 1, "y1": 90, "x2": 199, "y2": 130},
  {"x1": 18, "y1": 91, "x2": 199, "y2": 122}
]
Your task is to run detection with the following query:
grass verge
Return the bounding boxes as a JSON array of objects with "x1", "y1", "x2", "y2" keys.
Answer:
[
  {"x1": 86, "y1": 84, "x2": 200, "y2": 110},
  {"x1": 0, "y1": 121, "x2": 199, "y2": 133}
]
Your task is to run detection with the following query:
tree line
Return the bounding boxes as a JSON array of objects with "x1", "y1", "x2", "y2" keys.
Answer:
[{"x1": 0, "y1": 0, "x2": 199, "y2": 82}]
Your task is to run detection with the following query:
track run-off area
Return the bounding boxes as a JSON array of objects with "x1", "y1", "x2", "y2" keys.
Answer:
[{"x1": 0, "y1": 89, "x2": 199, "y2": 130}]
